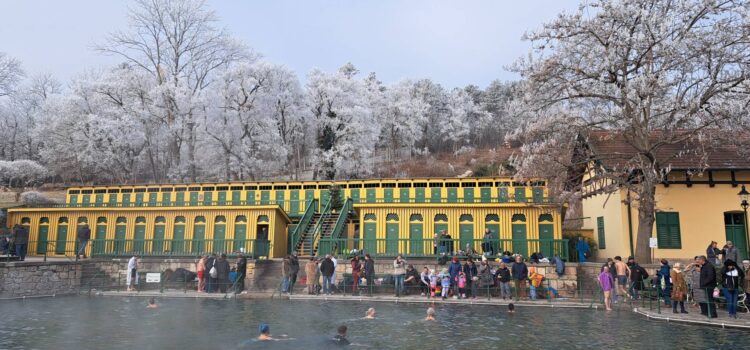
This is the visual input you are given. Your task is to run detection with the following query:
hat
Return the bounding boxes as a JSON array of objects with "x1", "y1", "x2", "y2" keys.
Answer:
[
  {"x1": 724, "y1": 260, "x2": 737, "y2": 267},
  {"x1": 726, "y1": 241, "x2": 733, "y2": 245},
  {"x1": 259, "y1": 323, "x2": 269, "y2": 334}
]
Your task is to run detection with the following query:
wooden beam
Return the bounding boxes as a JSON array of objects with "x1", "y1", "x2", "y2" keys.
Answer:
[
  {"x1": 731, "y1": 170, "x2": 738, "y2": 187},
  {"x1": 685, "y1": 170, "x2": 692, "y2": 188},
  {"x1": 708, "y1": 170, "x2": 715, "y2": 188}
]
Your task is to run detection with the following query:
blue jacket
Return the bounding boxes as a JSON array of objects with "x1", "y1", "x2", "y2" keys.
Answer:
[
  {"x1": 658, "y1": 265, "x2": 672, "y2": 286},
  {"x1": 448, "y1": 261, "x2": 462, "y2": 278},
  {"x1": 511, "y1": 262, "x2": 528, "y2": 280}
]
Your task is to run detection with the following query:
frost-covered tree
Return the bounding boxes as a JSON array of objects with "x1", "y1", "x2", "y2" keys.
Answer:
[
  {"x1": 509, "y1": 0, "x2": 750, "y2": 261},
  {"x1": 380, "y1": 79, "x2": 428, "y2": 159},
  {"x1": 0, "y1": 52, "x2": 24, "y2": 97},
  {"x1": 0, "y1": 160, "x2": 49, "y2": 188}
]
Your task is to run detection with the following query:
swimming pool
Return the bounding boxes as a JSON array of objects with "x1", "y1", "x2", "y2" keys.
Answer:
[{"x1": 0, "y1": 297, "x2": 744, "y2": 349}]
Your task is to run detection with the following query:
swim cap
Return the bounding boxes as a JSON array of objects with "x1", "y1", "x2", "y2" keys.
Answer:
[{"x1": 259, "y1": 323, "x2": 269, "y2": 334}]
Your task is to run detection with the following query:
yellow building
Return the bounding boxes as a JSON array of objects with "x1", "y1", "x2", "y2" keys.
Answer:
[
  {"x1": 7, "y1": 177, "x2": 566, "y2": 259},
  {"x1": 578, "y1": 132, "x2": 750, "y2": 262}
]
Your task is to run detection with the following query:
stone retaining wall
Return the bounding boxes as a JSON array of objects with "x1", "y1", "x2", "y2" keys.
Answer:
[{"x1": 0, "y1": 261, "x2": 81, "y2": 298}]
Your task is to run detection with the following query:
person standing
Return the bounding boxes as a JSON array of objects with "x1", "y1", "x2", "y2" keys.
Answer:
[
  {"x1": 196, "y1": 254, "x2": 207, "y2": 292},
  {"x1": 320, "y1": 255, "x2": 335, "y2": 295},
  {"x1": 670, "y1": 262, "x2": 688, "y2": 314},
  {"x1": 598, "y1": 265, "x2": 614, "y2": 311},
  {"x1": 495, "y1": 262, "x2": 512, "y2": 300},
  {"x1": 723, "y1": 241, "x2": 741, "y2": 264},
  {"x1": 351, "y1": 255, "x2": 362, "y2": 295},
  {"x1": 657, "y1": 259, "x2": 672, "y2": 306},
  {"x1": 235, "y1": 253, "x2": 247, "y2": 294},
  {"x1": 419, "y1": 267, "x2": 432, "y2": 296},
  {"x1": 463, "y1": 258, "x2": 478, "y2": 299},
  {"x1": 126, "y1": 255, "x2": 138, "y2": 292},
  {"x1": 329, "y1": 254, "x2": 338, "y2": 293},
  {"x1": 511, "y1": 255, "x2": 529, "y2": 300},
  {"x1": 706, "y1": 241, "x2": 722, "y2": 266},
  {"x1": 481, "y1": 229, "x2": 493, "y2": 256},
  {"x1": 305, "y1": 257, "x2": 318, "y2": 295},
  {"x1": 627, "y1": 257, "x2": 648, "y2": 300},
  {"x1": 393, "y1": 254, "x2": 406, "y2": 297},
  {"x1": 576, "y1": 237, "x2": 590, "y2": 263},
  {"x1": 697, "y1": 256, "x2": 718, "y2": 318},
  {"x1": 76, "y1": 223, "x2": 91, "y2": 259},
  {"x1": 613, "y1": 256, "x2": 630, "y2": 300},
  {"x1": 288, "y1": 252, "x2": 300, "y2": 294},
  {"x1": 720, "y1": 259, "x2": 745, "y2": 319},
  {"x1": 363, "y1": 253, "x2": 375, "y2": 296},
  {"x1": 215, "y1": 253, "x2": 230, "y2": 293},
  {"x1": 448, "y1": 256, "x2": 462, "y2": 297},
  {"x1": 281, "y1": 255, "x2": 291, "y2": 293},
  {"x1": 205, "y1": 253, "x2": 217, "y2": 293},
  {"x1": 13, "y1": 224, "x2": 28, "y2": 261}
]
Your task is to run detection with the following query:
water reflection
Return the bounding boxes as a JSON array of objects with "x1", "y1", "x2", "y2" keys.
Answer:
[{"x1": 0, "y1": 297, "x2": 745, "y2": 350}]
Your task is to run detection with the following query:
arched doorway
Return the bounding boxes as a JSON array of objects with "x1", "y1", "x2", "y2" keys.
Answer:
[
  {"x1": 213, "y1": 215, "x2": 227, "y2": 253},
  {"x1": 511, "y1": 214, "x2": 528, "y2": 257},
  {"x1": 538, "y1": 214, "x2": 554, "y2": 257},
  {"x1": 409, "y1": 214, "x2": 424, "y2": 255},
  {"x1": 192, "y1": 216, "x2": 206, "y2": 254},
  {"x1": 434, "y1": 213, "x2": 450, "y2": 254},
  {"x1": 459, "y1": 214, "x2": 474, "y2": 253},
  {"x1": 234, "y1": 216, "x2": 248, "y2": 253},
  {"x1": 386, "y1": 213, "x2": 399, "y2": 255},
  {"x1": 485, "y1": 214, "x2": 500, "y2": 254},
  {"x1": 55, "y1": 217, "x2": 69, "y2": 255},
  {"x1": 153, "y1": 216, "x2": 166, "y2": 253},
  {"x1": 94, "y1": 217, "x2": 107, "y2": 255},
  {"x1": 75, "y1": 217, "x2": 88, "y2": 256},
  {"x1": 363, "y1": 213, "x2": 377, "y2": 254},
  {"x1": 172, "y1": 216, "x2": 186, "y2": 254},
  {"x1": 114, "y1": 217, "x2": 127, "y2": 254},
  {"x1": 37, "y1": 218, "x2": 50, "y2": 254},
  {"x1": 255, "y1": 215, "x2": 270, "y2": 257},
  {"x1": 133, "y1": 216, "x2": 147, "y2": 253}
]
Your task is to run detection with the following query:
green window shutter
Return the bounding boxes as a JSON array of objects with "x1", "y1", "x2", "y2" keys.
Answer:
[
  {"x1": 597, "y1": 216, "x2": 606, "y2": 249},
  {"x1": 656, "y1": 212, "x2": 682, "y2": 249}
]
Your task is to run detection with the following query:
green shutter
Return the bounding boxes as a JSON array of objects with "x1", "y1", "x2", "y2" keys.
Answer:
[
  {"x1": 656, "y1": 212, "x2": 682, "y2": 249},
  {"x1": 597, "y1": 216, "x2": 606, "y2": 249}
]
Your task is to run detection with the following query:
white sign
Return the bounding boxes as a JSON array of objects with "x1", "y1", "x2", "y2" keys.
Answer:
[
  {"x1": 649, "y1": 237, "x2": 658, "y2": 248},
  {"x1": 146, "y1": 273, "x2": 161, "y2": 283}
]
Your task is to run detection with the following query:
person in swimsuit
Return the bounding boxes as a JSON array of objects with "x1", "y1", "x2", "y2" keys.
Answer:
[
  {"x1": 258, "y1": 323, "x2": 273, "y2": 341},
  {"x1": 425, "y1": 307, "x2": 435, "y2": 321},
  {"x1": 364, "y1": 308, "x2": 376, "y2": 319}
]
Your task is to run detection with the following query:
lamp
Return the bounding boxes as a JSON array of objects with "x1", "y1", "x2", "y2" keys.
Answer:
[{"x1": 738, "y1": 185, "x2": 750, "y2": 259}]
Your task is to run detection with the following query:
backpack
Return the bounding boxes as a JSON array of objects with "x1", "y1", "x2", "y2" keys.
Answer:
[{"x1": 209, "y1": 266, "x2": 218, "y2": 278}]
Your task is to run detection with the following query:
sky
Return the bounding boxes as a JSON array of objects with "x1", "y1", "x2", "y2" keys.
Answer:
[{"x1": 0, "y1": 0, "x2": 582, "y2": 89}]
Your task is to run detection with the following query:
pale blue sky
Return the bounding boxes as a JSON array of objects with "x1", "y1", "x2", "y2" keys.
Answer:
[{"x1": 0, "y1": 0, "x2": 581, "y2": 88}]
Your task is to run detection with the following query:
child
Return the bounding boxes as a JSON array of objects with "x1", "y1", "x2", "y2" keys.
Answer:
[
  {"x1": 528, "y1": 267, "x2": 544, "y2": 301},
  {"x1": 457, "y1": 271, "x2": 467, "y2": 299},
  {"x1": 439, "y1": 269, "x2": 451, "y2": 300},
  {"x1": 430, "y1": 273, "x2": 439, "y2": 297}
]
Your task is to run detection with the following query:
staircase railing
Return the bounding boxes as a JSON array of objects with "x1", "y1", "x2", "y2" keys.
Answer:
[
  {"x1": 318, "y1": 198, "x2": 352, "y2": 255},
  {"x1": 290, "y1": 199, "x2": 318, "y2": 253},
  {"x1": 308, "y1": 199, "x2": 333, "y2": 255}
]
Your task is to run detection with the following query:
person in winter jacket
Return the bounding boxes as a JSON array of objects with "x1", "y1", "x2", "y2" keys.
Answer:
[
  {"x1": 511, "y1": 255, "x2": 529, "y2": 299},
  {"x1": 722, "y1": 241, "x2": 741, "y2": 264},
  {"x1": 320, "y1": 255, "x2": 335, "y2": 295},
  {"x1": 670, "y1": 262, "x2": 688, "y2": 314},
  {"x1": 448, "y1": 256, "x2": 462, "y2": 296},
  {"x1": 363, "y1": 254, "x2": 375, "y2": 296},
  {"x1": 214, "y1": 253, "x2": 230, "y2": 293},
  {"x1": 289, "y1": 252, "x2": 300, "y2": 293},
  {"x1": 393, "y1": 255, "x2": 407, "y2": 297},
  {"x1": 463, "y1": 258, "x2": 478, "y2": 299},
  {"x1": 720, "y1": 259, "x2": 746, "y2": 319},
  {"x1": 706, "y1": 241, "x2": 722, "y2": 266},
  {"x1": 281, "y1": 255, "x2": 291, "y2": 293},
  {"x1": 205, "y1": 254, "x2": 217, "y2": 293},
  {"x1": 657, "y1": 259, "x2": 673, "y2": 306},
  {"x1": 305, "y1": 257, "x2": 318, "y2": 295},
  {"x1": 76, "y1": 224, "x2": 91, "y2": 259},
  {"x1": 698, "y1": 256, "x2": 718, "y2": 318},
  {"x1": 494, "y1": 262, "x2": 512, "y2": 299},
  {"x1": 351, "y1": 255, "x2": 362, "y2": 294},
  {"x1": 627, "y1": 257, "x2": 648, "y2": 299}
]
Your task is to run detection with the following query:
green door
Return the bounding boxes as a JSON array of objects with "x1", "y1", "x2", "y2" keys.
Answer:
[
  {"x1": 459, "y1": 223, "x2": 474, "y2": 252},
  {"x1": 305, "y1": 190, "x2": 314, "y2": 207},
  {"x1": 383, "y1": 188, "x2": 394, "y2": 203},
  {"x1": 148, "y1": 193, "x2": 157, "y2": 206},
  {"x1": 217, "y1": 191, "x2": 227, "y2": 205},
  {"x1": 234, "y1": 222, "x2": 247, "y2": 253},
  {"x1": 446, "y1": 188, "x2": 458, "y2": 203},
  {"x1": 232, "y1": 191, "x2": 241, "y2": 205},
  {"x1": 415, "y1": 188, "x2": 425, "y2": 203},
  {"x1": 153, "y1": 224, "x2": 165, "y2": 253},
  {"x1": 539, "y1": 224, "x2": 554, "y2": 257},
  {"x1": 364, "y1": 222, "x2": 377, "y2": 254},
  {"x1": 175, "y1": 192, "x2": 185, "y2": 206},
  {"x1": 532, "y1": 188, "x2": 544, "y2": 203},
  {"x1": 434, "y1": 222, "x2": 449, "y2": 253},
  {"x1": 82, "y1": 195, "x2": 91, "y2": 207},
  {"x1": 95, "y1": 194, "x2": 104, "y2": 207},
  {"x1": 321, "y1": 190, "x2": 331, "y2": 209},
  {"x1": 463, "y1": 188, "x2": 474, "y2": 203},
  {"x1": 192, "y1": 225, "x2": 205, "y2": 253},
  {"x1": 366, "y1": 189, "x2": 376, "y2": 203},
  {"x1": 430, "y1": 188, "x2": 441, "y2": 203},
  {"x1": 70, "y1": 195, "x2": 78, "y2": 206},
  {"x1": 122, "y1": 194, "x2": 131, "y2": 206},
  {"x1": 399, "y1": 188, "x2": 410, "y2": 203},
  {"x1": 172, "y1": 224, "x2": 185, "y2": 254},
  {"x1": 725, "y1": 213, "x2": 748, "y2": 261},
  {"x1": 37, "y1": 224, "x2": 49, "y2": 254},
  {"x1": 94, "y1": 224, "x2": 106, "y2": 255},
  {"x1": 114, "y1": 224, "x2": 126, "y2": 254},
  {"x1": 189, "y1": 192, "x2": 199, "y2": 206},
  {"x1": 260, "y1": 191, "x2": 271, "y2": 205},
  {"x1": 135, "y1": 193, "x2": 144, "y2": 206},
  {"x1": 290, "y1": 190, "x2": 300, "y2": 215},
  {"x1": 275, "y1": 191, "x2": 285, "y2": 209},
  {"x1": 485, "y1": 223, "x2": 500, "y2": 254},
  {"x1": 511, "y1": 224, "x2": 527, "y2": 257},
  {"x1": 514, "y1": 188, "x2": 526, "y2": 203},
  {"x1": 134, "y1": 224, "x2": 146, "y2": 253},
  {"x1": 213, "y1": 223, "x2": 226, "y2": 253},
  {"x1": 498, "y1": 188, "x2": 509, "y2": 203},
  {"x1": 55, "y1": 224, "x2": 68, "y2": 255},
  {"x1": 161, "y1": 192, "x2": 171, "y2": 206},
  {"x1": 386, "y1": 222, "x2": 399, "y2": 255},
  {"x1": 350, "y1": 188, "x2": 360, "y2": 203},
  {"x1": 409, "y1": 222, "x2": 423, "y2": 255},
  {"x1": 480, "y1": 188, "x2": 492, "y2": 203},
  {"x1": 108, "y1": 194, "x2": 117, "y2": 207},
  {"x1": 203, "y1": 192, "x2": 213, "y2": 205},
  {"x1": 247, "y1": 190, "x2": 256, "y2": 205}
]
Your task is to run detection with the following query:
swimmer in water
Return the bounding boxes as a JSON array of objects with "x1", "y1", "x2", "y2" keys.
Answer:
[
  {"x1": 425, "y1": 307, "x2": 435, "y2": 321},
  {"x1": 508, "y1": 303, "x2": 515, "y2": 313},
  {"x1": 258, "y1": 323, "x2": 273, "y2": 341},
  {"x1": 146, "y1": 298, "x2": 157, "y2": 309},
  {"x1": 365, "y1": 307, "x2": 376, "y2": 319}
]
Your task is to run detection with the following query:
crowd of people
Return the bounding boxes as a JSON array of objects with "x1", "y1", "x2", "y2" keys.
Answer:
[
  {"x1": 0, "y1": 224, "x2": 29, "y2": 260},
  {"x1": 595, "y1": 240, "x2": 748, "y2": 319}
]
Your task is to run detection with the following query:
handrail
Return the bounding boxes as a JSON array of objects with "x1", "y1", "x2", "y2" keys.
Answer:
[
  {"x1": 331, "y1": 198, "x2": 352, "y2": 240},
  {"x1": 309, "y1": 199, "x2": 333, "y2": 255},
  {"x1": 290, "y1": 199, "x2": 318, "y2": 251}
]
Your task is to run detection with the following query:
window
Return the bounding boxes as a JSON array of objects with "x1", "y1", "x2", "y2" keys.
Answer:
[
  {"x1": 303, "y1": 185, "x2": 316, "y2": 189},
  {"x1": 120, "y1": 188, "x2": 133, "y2": 193},
  {"x1": 273, "y1": 185, "x2": 287, "y2": 190},
  {"x1": 230, "y1": 186, "x2": 243, "y2": 190},
  {"x1": 161, "y1": 187, "x2": 173, "y2": 192},
  {"x1": 397, "y1": 183, "x2": 411, "y2": 188},
  {"x1": 245, "y1": 185, "x2": 259, "y2": 190},
  {"x1": 107, "y1": 189, "x2": 120, "y2": 193},
  {"x1": 461, "y1": 182, "x2": 476, "y2": 188},
  {"x1": 147, "y1": 187, "x2": 159, "y2": 192},
  {"x1": 382, "y1": 183, "x2": 396, "y2": 188},
  {"x1": 69, "y1": 190, "x2": 81, "y2": 194},
  {"x1": 347, "y1": 183, "x2": 362, "y2": 188},
  {"x1": 656, "y1": 212, "x2": 682, "y2": 249},
  {"x1": 363, "y1": 183, "x2": 379, "y2": 188},
  {"x1": 94, "y1": 189, "x2": 107, "y2": 194},
  {"x1": 597, "y1": 216, "x2": 606, "y2": 249}
]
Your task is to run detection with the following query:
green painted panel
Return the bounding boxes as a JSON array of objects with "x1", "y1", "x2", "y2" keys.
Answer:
[
  {"x1": 320, "y1": 190, "x2": 331, "y2": 209},
  {"x1": 511, "y1": 224, "x2": 527, "y2": 257},
  {"x1": 247, "y1": 190, "x2": 256, "y2": 205},
  {"x1": 514, "y1": 188, "x2": 526, "y2": 203},
  {"x1": 480, "y1": 188, "x2": 492, "y2": 203},
  {"x1": 93, "y1": 225, "x2": 106, "y2": 255},
  {"x1": 409, "y1": 223, "x2": 423, "y2": 255},
  {"x1": 415, "y1": 188, "x2": 425, "y2": 203},
  {"x1": 95, "y1": 194, "x2": 104, "y2": 207},
  {"x1": 134, "y1": 225, "x2": 146, "y2": 253},
  {"x1": 69, "y1": 195, "x2": 78, "y2": 205},
  {"x1": 231, "y1": 191, "x2": 241, "y2": 205},
  {"x1": 122, "y1": 194, "x2": 131, "y2": 206},
  {"x1": 37, "y1": 225, "x2": 49, "y2": 254},
  {"x1": 430, "y1": 188, "x2": 441, "y2": 203},
  {"x1": 459, "y1": 223, "x2": 473, "y2": 251},
  {"x1": 192, "y1": 225, "x2": 205, "y2": 254},
  {"x1": 383, "y1": 188, "x2": 393, "y2": 203},
  {"x1": 135, "y1": 193, "x2": 144, "y2": 206},
  {"x1": 55, "y1": 225, "x2": 68, "y2": 254},
  {"x1": 114, "y1": 225, "x2": 126, "y2": 253},
  {"x1": 148, "y1": 193, "x2": 157, "y2": 206},
  {"x1": 172, "y1": 225, "x2": 185, "y2": 254},
  {"x1": 260, "y1": 191, "x2": 270, "y2": 205},
  {"x1": 463, "y1": 188, "x2": 475, "y2": 203},
  {"x1": 539, "y1": 224, "x2": 554, "y2": 257},
  {"x1": 290, "y1": 190, "x2": 300, "y2": 214},
  {"x1": 386, "y1": 222, "x2": 399, "y2": 254},
  {"x1": 108, "y1": 194, "x2": 117, "y2": 206},
  {"x1": 498, "y1": 188, "x2": 508, "y2": 203},
  {"x1": 446, "y1": 188, "x2": 458, "y2": 203},
  {"x1": 161, "y1": 192, "x2": 171, "y2": 206},
  {"x1": 234, "y1": 223, "x2": 247, "y2": 253},
  {"x1": 189, "y1": 192, "x2": 199, "y2": 206},
  {"x1": 203, "y1": 192, "x2": 213, "y2": 206},
  {"x1": 485, "y1": 223, "x2": 500, "y2": 254},
  {"x1": 364, "y1": 222, "x2": 377, "y2": 254},
  {"x1": 350, "y1": 188, "x2": 360, "y2": 203},
  {"x1": 175, "y1": 192, "x2": 185, "y2": 206},
  {"x1": 153, "y1": 225, "x2": 165, "y2": 252},
  {"x1": 213, "y1": 223, "x2": 226, "y2": 253},
  {"x1": 366, "y1": 189, "x2": 376, "y2": 203},
  {"x1": 305, "y1": 190, "x2": 315, "y2": 206},
  {"x1": 532, "y1": 188, "x2": 544, "y2": 203},
  {"x1": 275, "y1": 191, "x2": 285, "y2": 208},
  {"x1": 217, "y1": 191, "x2": 227, "y2": 205},
  {"x1": 82, "y1": 195, "x2": 91, "y2": 206},
  {"x1": 399, "y1": 188, "x2": 410, "y2": 203}
]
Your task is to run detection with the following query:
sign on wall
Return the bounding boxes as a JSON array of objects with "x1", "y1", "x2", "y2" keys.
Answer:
[
  {"x1": 146, "y1": 273, "x2": 161, "y2": 283},
  {"x1": 649, "y1": 237, "x2": 658, "y2": 248}
]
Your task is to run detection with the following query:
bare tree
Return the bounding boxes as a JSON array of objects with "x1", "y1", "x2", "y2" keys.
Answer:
[
  {"x1": 510, "y1": 0, "x2": 750, "y2": 262},
  {"x1": 0, "y1": 52, "x2": 24, "y2": 97}
]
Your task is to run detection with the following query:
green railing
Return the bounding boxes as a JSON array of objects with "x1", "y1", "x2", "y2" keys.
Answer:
[
  {"x1": 317, "y1": 198, "x2": 352, "y2": 255},
  {"x1": 17, "y1": 200, "x2": 311, "y2": 216},
  {"x1": 353, "y1": 197, "x2": 556, "y2": 205},
  {"x1": 290, "y1": 199, "x2": 318, "y2": 252},
  {"x1": 308, "y1": 199, "x2": 333, "y2": 255},
  {"x1": 86, "y1": 239, "x2": 271, "y2": 258},
  {"x1": 316, "y1": 237, "x2": 569, "y2": 260}
]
